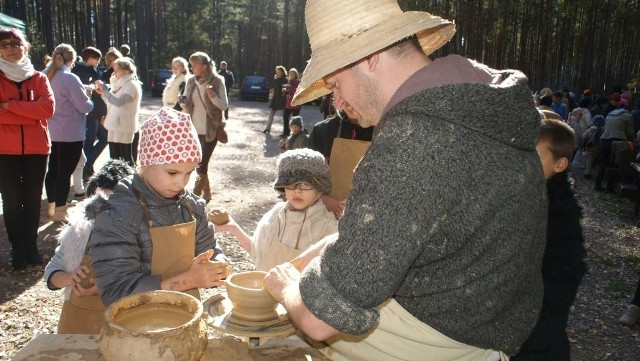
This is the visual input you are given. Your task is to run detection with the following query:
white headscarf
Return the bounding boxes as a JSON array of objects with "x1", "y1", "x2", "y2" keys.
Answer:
[{"x1": 0, "y1": 55, "x2": 35, "y2": 82}]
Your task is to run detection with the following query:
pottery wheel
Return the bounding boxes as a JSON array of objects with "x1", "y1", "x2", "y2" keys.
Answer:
[{"x1": 204, "y1": 293, "x2": 295, "y2": 339}]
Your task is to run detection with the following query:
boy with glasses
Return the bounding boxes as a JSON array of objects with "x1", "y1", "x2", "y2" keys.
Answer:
[{"x1": 216, "y1": 148, "x2": 337, "y2": 271}]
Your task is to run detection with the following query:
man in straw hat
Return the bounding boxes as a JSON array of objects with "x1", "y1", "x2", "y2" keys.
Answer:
[{"x1": 264, "y1": 1, "x2": 546, "y2": 360}]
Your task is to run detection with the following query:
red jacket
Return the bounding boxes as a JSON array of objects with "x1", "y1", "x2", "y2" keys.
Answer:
[{"x1": 0, "y1": 71, "x2": 54, "y2": 155}]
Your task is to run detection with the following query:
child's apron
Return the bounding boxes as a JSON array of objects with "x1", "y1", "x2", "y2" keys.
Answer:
[
  {"x1": 325, "y1": 299, "x2": 509, "y2": 361},
  {"x1": 138, "y1": 191, "x2": 200, "y2": 300},
  {"x1": 57, "y1": 195, "x2": 199, "y2": 334},
  {"x1": 57, "y1": 255, "x2": 107, "y2": 334}
]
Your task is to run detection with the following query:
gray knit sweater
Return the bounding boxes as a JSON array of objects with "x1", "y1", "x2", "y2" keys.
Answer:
[{"x1": 299, "y1": 65, "x2": 546, "y2": 355}]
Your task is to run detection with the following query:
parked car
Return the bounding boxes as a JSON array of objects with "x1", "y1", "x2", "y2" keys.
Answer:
[
  {"x1": 239, "y1": 76, "x2": 269, "y2": 102},
  {"x1": 149, "y1": 69, "x2": 172, "y2": 97}
]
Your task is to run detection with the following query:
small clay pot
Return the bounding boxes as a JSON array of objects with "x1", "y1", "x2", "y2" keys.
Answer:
[
  {"x1": 208, "y1": 209, "x2": 229, "y2": 225},
  {"x1": 100, "y1": 290, "x2": 207, "y2": 361},
  {"x1": 226, "y1": 271, "x2": 278, "y2": 321}
]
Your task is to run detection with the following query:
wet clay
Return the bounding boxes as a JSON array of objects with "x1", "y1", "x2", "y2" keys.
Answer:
[
  {"x1": 226, "y1": 272, "x2": 278, "y2": 322},
  {"x1": 115, "y1": 304, "x2": 193, "y2": 333},
  {"x1": 208, "y1": 209, "x2": 229, "y2": 225}
]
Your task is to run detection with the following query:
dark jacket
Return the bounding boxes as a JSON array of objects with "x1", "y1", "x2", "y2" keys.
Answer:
[
  {"x1": 218, "y1": 68, "x2": 234, "y2": 91},
  {"x1": 308, "y1": 115, "x2": 374, "y2": 162},
  {"x1": 72, "y1": 62, "x2": 107, "y2": 121}
]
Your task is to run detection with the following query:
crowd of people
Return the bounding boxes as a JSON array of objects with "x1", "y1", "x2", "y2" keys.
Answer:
[{"x1": 1, "y1": 0, "x2": 640, "y2": 358}]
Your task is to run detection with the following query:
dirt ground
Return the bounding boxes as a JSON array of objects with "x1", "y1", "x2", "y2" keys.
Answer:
[{"x1": 1, "y1": 96, "x2": 640, "y2": 360}]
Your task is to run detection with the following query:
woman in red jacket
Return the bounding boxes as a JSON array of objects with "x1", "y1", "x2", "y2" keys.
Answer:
[{"x1": 0, "y1": 27, "x2": 55, "y2": 269}]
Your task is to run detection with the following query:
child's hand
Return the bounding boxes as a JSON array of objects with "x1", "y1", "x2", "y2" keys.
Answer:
[
  {"x1": 187, "y1": 249, "x2": 231, "y2": 288},
  {"x1": 71, "y1": 266, "x2": 91, "y2": 285},
  {"x1": 279, "y1": 138, "x2": 286, "y2": 149},
  {"x1": 73, "y1": 283, "x2": 98, "y2": 297}
]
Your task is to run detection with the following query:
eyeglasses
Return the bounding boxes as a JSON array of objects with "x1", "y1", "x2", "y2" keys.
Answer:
[
  {"x1": 283, "y1": 182, "x2": 315, "y2": 191},
  {"x1": 0, "y1": 42, "x2": 22, "y2": 49}
]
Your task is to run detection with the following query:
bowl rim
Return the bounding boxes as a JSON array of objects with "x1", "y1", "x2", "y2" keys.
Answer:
[
  {"x1": 104, "y1": 290, "x2": 203, "y2": 334},
  {"x1": 226, "y1": 271, "x2": 269, "y2": 293}
]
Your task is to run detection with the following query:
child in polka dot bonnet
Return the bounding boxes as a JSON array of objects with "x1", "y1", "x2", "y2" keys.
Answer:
[{"x1": 87, "y1": 107, "x2": 230, "y2": 307}]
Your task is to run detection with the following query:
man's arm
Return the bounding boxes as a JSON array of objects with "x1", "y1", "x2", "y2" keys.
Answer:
[{"x1": 265, "y1": 262, "x2": 339, "y2": 340}]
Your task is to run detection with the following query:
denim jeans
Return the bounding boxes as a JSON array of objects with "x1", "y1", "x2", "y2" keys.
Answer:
[{"x1": 83, "y1": 116, "x2": 108, "y2": 174}]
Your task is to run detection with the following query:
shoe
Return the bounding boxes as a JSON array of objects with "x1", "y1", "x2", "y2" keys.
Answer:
[
  {"x1": 75, "y1": 192, "x2": 86, "y2": 199},
  {"x1": 11, "y1": 253, "x2": 27, "y2": 270},
  {"x1": 584, "y1": 174, "x2": 593, "y2": 180},
  {"x1": 619, "y1": 305, "x2": 640, "y2": 326},
  {"x1": 262, "y1": 129, "x2": 270, "y2": 134},
  {"x1": 27, "y1": 252, "x2": 43, "y2": 266},
  {"x1": 52, "y1": 205, "x2": 68, "y2": 222}
]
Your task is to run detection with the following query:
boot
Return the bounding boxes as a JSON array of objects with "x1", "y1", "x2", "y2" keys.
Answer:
[
  {"x1": 52, "y1": 205, "x2": 68, "y2": 223},
  {"x1": 619, "y1": 305, "x2": 640, "y2": 326},
  {"x1": 47, "y1": 202, "x2": 56, "y2": 220},
  {"x1": 202, "y1": 176, "x2": 211, "y2": 203},
  {"x1": 193, "y1": 173, "x2": 206, "y2": 196}
]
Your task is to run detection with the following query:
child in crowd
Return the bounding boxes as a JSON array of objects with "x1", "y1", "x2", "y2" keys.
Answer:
[
  {"x1": 279, "y1": 116, "x2": 308, "y2": 150},
  {"x1": 88, "y1": 108, "x2": 230, "y2": 307},
  {"x1": 44, "y1": 159, "x2": 134, "y2": 334},
  {"x1": 582, "y1": 115, "x2": 605, "y2": 179},
  {"x1": 216, "y1": 148, "x2": 337, "y2": 271},
  {"x1": 514, "y1": 118, "x2": 587, "y2": 360}
]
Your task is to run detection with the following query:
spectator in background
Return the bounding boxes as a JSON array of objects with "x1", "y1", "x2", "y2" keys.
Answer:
[
  {"x1": 264, "y1": 65, "x2": 287, "y2": 134},
  {"x1": 44, "y1": 44, "x2": 94, "y2": 222},
  {"x1": 602, "y1": 92, "x2": 621, "y2": 118},
  {"x1": 590, "y1": 96, "x2": 609, "y2": 117},
  {"x1": 281, "y1": 68, "x2": 301, "y2": 138},
  {"x1": 619, "y1": 277, "x2": 640, "y2": 327},
  {"x1": 218, "y1": 60, "x2": 234, "y2": 119},
  {"x1": 594, "y1": 101, "x2": 634, "y2": 192},
  {"x1": 582, "y1": 115, "x2": 605, "y2": 180},
  {"x1": 101, "y1": 48, "x2": 122, "y2": 84},
  {"x1": 94, "y1": 57, "x2": 141, "y2": 166},
  {"x1": 72, "y1": 46, "x2": 108, "y2": 184},
  {"x1": 581, "y1": 88, "x2": 594, "y2": 108},
  {"x1": 163, "y1": 56, "x2": 190, "y2": 111},
  {"x1": 538, "y1": 89, "x2": 563, "y2": 121},
  {"x1": 182, "y1": 52, "x2": 228, "y2": 203},
  {"x1": 279, "y1": 116, "x2": 308, "y2": 150},
  {"x1": 119, "y1": 44, "x2": 130, "y2": 57},
  {"x1": 551, "y1": 90, "x2": 568, "y2": 120},
  {"x1": 0, "y1": 27, "x2": 55, "y2": 269}
]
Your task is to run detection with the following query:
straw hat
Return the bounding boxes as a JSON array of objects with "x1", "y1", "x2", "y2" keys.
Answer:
[{"x1": 291, "y1": 0, "x2": 456, "y2": 106}]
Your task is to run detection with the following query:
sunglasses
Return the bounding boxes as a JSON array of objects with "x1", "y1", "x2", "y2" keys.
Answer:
[
  {"x1": 0, "y1": 42, "x2": 22, "y2": 49},
  {"x1": 283, "y1": 182, "x2": 316, "y2": 191}
]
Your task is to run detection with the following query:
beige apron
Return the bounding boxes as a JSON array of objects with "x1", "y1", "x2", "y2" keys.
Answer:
[
  {"x1": 326, "y1": 299, "x2": 509, "y2": 361},
  {"x1": 327, "y1": 120, "x2": 371, "y2": 201},
  {"x1": 328, "y1": 137, "x2": 371, "y2": 200},
  {"x1": 57, "y1": 255, "x2": 107, "y2": 334},
  {"x1": 137, "y1": 192, "x2": 201, "y2": 300}
]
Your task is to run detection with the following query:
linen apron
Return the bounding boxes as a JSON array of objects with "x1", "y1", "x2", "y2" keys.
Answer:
[
  {"x1": 327, "y1": 122, "x2": 371, "y2": 200},
  {"x1": 57, "y1": 255, "x2": 107, "y2": 334},
  {"x1": 137, "y1": 192, "x2": 201, "y2": 300},
  {"x1": 325, "y1": 299, "x2": 509, "y2": 361}
]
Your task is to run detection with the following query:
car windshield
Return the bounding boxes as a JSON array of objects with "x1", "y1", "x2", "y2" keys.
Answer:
[
  {"x1": 244, "y1": 76, "x2": 266, "y2": 85},
  {"x1": 157, "y1": 70, "x2": 172, "y2": 79}
]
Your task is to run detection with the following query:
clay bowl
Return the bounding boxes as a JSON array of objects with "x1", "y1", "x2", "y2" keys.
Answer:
[
  {"x1": 226, "y1": 271, "x2": 278, "y2": 322},
  {"x1": 100, "y1": 290, "x2": 207, "y2": 361}
]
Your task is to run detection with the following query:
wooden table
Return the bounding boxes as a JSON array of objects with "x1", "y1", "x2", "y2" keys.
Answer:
[{"x1": 11, "y1": 333, "x2": 331, "y2": 360}]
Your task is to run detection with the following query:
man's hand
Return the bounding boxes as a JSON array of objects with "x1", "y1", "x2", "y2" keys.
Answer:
[{"x1": 264, "y1": 262, "x2": 301, "y2": 303}]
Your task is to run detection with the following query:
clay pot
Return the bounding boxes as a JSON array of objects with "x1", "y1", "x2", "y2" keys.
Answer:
[
  {"x1": 226, "y1": 271, "x2": 278, "y2": 321},
  {"x1": 100, "y1": 290, "x2": 207, "y2": 361}
]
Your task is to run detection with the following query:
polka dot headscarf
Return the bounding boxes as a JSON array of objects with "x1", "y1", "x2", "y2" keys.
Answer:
[{"x1": 137, "y1": 108, "x2": 202, "y2": 166}]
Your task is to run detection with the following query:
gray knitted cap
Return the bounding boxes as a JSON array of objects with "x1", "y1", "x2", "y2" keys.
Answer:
[{"x1": 274, "y1": 148, "x2": 331, "y2": 194}]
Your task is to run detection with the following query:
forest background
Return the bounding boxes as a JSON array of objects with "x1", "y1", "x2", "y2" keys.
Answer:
[{"x1": 1, "y1": 0, "x2": 640, "y2": 98}]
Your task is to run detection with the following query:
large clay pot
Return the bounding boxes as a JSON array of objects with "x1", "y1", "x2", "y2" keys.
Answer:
[
  {"x1": 226, "y1": 271, "x2": 278, "y2": 321},
  {"x1": 100, "y1": 290, "x2": 207, "y2": 361}
]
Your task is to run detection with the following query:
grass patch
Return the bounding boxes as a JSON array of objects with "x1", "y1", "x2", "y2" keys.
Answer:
[
  {"x1": 625, "y1": 254, "x2": 640, "y2": 263},
  {"x1": 607, "y1": 280, "x2": 634, "y2": 293}
]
